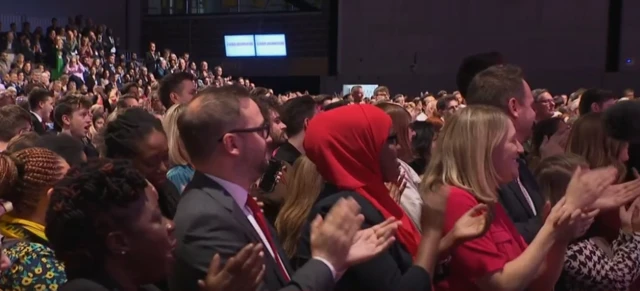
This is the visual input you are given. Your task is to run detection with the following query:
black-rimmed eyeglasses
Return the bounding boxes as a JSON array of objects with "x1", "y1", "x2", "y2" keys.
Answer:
[{"x1": 217, "y1": 124, "x2": 270, "y2": 142}]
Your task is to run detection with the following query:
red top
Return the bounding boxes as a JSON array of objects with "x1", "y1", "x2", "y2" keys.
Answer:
[{"x1": 436, "y1": 187, "x2": 528, "y2": 291}]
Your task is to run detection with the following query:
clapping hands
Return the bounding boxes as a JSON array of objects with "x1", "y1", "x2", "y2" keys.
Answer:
[
  {"x1": 619, "y1": 196, "x2": 640, "y2": 233},
  {"x1": 198, "y1": 243, "x2": 265, "y2": 291},
  {"x1": 542, "y1": 198, "x2": 599, "y2": 241},
  {"x1": 563, "y1": 166, "x2": 618, "y2": 210},
  {"x1": 310, "y1": 197, "x2": 364, "y2": 272},
  {"x1": 451, "y1": 204, "x2": 491, "y2": 242},
  {"x1": 386, "y1": 168, "x2": 407, "y2": 203},
  {"x1": 591, "y1": 169, "x2": 640, "y2": 210},
  {"x1": 347, "y1": 218, "x2": 400, "y2": 265},
  {"x1": 310, "y1": 198, "x2": 401, "y2": 272}
]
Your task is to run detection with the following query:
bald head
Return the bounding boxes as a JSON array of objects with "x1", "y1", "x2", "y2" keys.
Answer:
[{"x1": 177, "y1": 85, "x2": 252, "y2": 163}]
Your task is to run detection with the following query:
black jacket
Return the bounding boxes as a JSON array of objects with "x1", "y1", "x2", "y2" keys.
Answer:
[
  {"x1": 294, "y1": 184, "x2": 432, "y2": 291},
  {"x1": 497, "y1": 158, "x2": 545, "y2": 243}
]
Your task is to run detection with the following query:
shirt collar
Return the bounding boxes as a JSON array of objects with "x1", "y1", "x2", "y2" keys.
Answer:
[
  {"x1": 30, "y1": 111, "x2": 42, "y2": 122},
  {"x1": 204, "y1": 174, "x2": 248, "y2": 207}
]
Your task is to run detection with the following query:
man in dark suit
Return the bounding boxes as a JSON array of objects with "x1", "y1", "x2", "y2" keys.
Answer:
[
  {"x1": 171, "y1": 85, "x2": 381, "y2": 291},
  {"x1": 465, "y1": 64, "x2": 545, "y2": 243},
  {"x1": 27, "y1": 88, "x2": 54, "y2": 135},
  {"x1": 497, "y1": 158, "x2": 545, "y2": 243}
]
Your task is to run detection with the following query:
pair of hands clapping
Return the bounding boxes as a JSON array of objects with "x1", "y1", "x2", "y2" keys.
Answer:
[
  {"x1": 310, "y1": 197, "x2": 399, "y2": 271},
  {"x1": 619, "y1": 197, "x2": 640, "y2": 234},
  {"x1": 199, "y1": 197, "x2": 400, "y2": 291},
  {"x1": 540, "y1": 165, "x2": 640, "y2": 240}
]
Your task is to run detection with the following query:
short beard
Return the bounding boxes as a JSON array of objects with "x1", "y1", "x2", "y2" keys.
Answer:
[{"x1": 271, "y1": 132, "x2": 287, "y2": 148}]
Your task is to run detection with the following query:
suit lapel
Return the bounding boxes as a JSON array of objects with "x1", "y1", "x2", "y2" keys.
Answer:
[
  {"x1": 190, "y1": 172, "x2": 261, "y2": 243},
  {"x1": 189, "y1": 171, "x2": 290, "y2": 284},
  {"x1": 517, "y1": 160, "x2": 544, "y2": 212},
  {"x1": 507, "y1": 180, "x2": 535, "y2": 217}
]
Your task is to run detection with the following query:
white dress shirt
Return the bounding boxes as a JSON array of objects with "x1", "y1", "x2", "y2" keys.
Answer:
[
  {"x1": 205, "y1": 174, "x2": 338, "y2": 280},
  {"x1": 516, "y1": 178, "x2": 537, "y2": 215},
  {"x1": 398, "y1": 160, "x2": 423, "y2": 231}
]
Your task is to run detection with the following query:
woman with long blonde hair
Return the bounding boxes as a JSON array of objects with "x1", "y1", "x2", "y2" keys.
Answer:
[
  {"x1": 162, "y1": 103, "x2": 193, "y2": 193},
  {"x1": 423, "y1": 105, "x2": 590, "y2": 291},
  {"x1": 274, "y1": 156, "x2": 324, "y2": 262}
]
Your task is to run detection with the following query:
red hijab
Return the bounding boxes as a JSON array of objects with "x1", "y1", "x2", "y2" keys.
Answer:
[{"x1": 304, "y1": 104, "x2": 421, "y2": 256}]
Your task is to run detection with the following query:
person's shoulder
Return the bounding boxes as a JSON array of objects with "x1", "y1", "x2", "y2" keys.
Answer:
[
  {"x1": 312, "y1": 189, "x2": 363, "y2": 215},
  {"x1": 448, "y1": 186, "x2": 478, "y2": 203},
  {"x1": 443, "y1": 186, "x2": 481, "y2": 227},
  {"x1": 167, "y1": 165, "x2": 192, "y2": 176},
  {"x1": 315, "y1": 189, "x2": 363, "y2": 208},
  {"x1": 7, "y1": 241, "x2": 55, "y2": 257},
  {"x1": 177, "y1": 176, "x2": 230, "y2": 217},
  {"x1": 314, "y1": 188, "x2": 386, "y2": 224}
]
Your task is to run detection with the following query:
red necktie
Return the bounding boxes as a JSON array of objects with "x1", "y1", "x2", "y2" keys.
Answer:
[{"x1": 246, "y1": 197, "x2": 291, "y2": 282}]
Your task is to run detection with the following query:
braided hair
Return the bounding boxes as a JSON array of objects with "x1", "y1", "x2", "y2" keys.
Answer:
[
  {"x1": 0, "y1": 148, "x2": 65, "y2": 216},
  {"x1": 45, "y1": 158, "x2": 148, "y2": 279}
]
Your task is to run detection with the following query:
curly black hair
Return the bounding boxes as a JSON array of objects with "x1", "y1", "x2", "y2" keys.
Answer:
[
  {"x1": 45, "y1": 158, "x2": 148, "y2": 279},
  {"x1": 100, "y1": 107, "x2": 179, "y2": 219},
  {"x1": 101, "y1": 107, "x2": 164, "y2": 158}
]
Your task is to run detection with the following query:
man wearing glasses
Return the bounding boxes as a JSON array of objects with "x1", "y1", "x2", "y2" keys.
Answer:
[
  {"x1": 532, "y1": 88, "x2": 556, "y2": 122},
  {"x1": 171, "y1": 85, "x2": 384, "y2": 291}
]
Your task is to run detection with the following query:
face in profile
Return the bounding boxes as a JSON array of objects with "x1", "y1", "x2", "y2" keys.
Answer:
[
  {"x1": 269, "y1": 109, "x2": 287, "y2": 146},
  {"x1": 134, "y1": 129, "x2": 169, "y2": 186},
  {"x1": 113, "y1": 183, "x2": 176, "y2": 282},
  {"x1": 379, "y1": 130, "x2": 400, "y2": 183},
  {"x1": 492, "y1": 120, "x2": 523, "y2": 183},
  {"x1": 238, "y1": 99, "x2": 272, "y2": 180},
  {"x1": 42, "y1": 97, "x2": 54, "y2": 122},
  {"x1": 619, "y1": 142, "x2": 630, "y2": 163},
  {"x1": 512, "y1": 80, "x2": 537, "y2": 141}
]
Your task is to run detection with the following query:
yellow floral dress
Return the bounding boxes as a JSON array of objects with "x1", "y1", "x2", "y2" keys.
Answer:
[
  {"x1": 0, "y1": 215, "x2": 67, "y2": 291},
  {"x1": 0, "y1": 241, "x2": 66, "y2": 291}
]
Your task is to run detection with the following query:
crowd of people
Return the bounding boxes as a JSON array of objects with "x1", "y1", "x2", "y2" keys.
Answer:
[{"x1": 1, "y1": 11, "x2": 640, "y2": 291}]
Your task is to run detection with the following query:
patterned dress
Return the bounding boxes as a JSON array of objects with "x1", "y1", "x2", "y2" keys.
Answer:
[
  {"x1": 0, "y1": 241, "x2": 66, "y2": 291},
  {"x1": 560, "y1": 231, "x2": 640, "y2": 291},
  {"x1": 0, "y1": 216, "x2": 67, "y2": 291}
]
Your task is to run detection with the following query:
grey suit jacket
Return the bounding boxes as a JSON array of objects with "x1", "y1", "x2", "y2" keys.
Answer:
[{"x1": 169, "y1": 171, "x2": 335, "y2": 291}]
